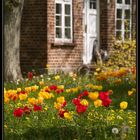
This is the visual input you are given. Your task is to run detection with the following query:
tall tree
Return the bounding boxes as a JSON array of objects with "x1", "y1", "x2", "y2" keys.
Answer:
[{"x1": 4, "y1": 0, "x2": 24, "y2": 82}]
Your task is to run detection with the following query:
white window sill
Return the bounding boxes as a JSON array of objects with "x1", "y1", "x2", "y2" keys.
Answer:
[{"x1": 51, "y1": 42, "x2": 75, "y2": 47}]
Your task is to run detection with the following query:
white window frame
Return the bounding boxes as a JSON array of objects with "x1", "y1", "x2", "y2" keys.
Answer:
[
  {"x1": 55, "y1": 0, "x2": 73, "y2": 43},
  {"x1": 115, "y1": 0, "x2": 132, "y2": 41}
]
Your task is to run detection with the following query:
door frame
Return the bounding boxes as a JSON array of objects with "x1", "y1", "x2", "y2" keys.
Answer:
[{"x1": 82, "y1": 0, "x2": 100, "y2": 64}]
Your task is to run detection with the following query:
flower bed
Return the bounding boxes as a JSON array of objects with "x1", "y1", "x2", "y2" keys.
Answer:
[{"x1": 4, "y1": 66, "x2": 136, "y2": 140}]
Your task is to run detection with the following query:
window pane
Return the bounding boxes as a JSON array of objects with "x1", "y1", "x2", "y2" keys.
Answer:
[
  {"x1": 116, "y1": 31, "x2": 122, "y2": 39},
  {"x1": 56, "y1": 28, "x2": 62, "y2": 38},
  {"x1": 56, "y1": 16, "x2": 61, "y2": 26},
  {"x1": 116, "y1": 20, "x2": 122, "y2": 29},
  {"x1": 65, "y1": 16, "x2": 70, "y2": 27},
  {"x1": 117, "y1": 9, "x2": 122, "y2": 18},
  {"x1": 124, "y1": 20, "x2": 130, "y2": 30},
  {"x1": 65, "y1": 5, "x2": 70, "y2": 15},
  {"x1": 117, "y1": 0, "x2": 122, "y2": 3},
  {"x1": 90, "y1": 0, "x2": 96, "y2": 9},
  {"x1": 125, "y1": 10, "x2": 130, "y2": 19},
  {"x1": 125, "y1": 0, "x2": 130, "y2": 4},
  {"x1": 56, "y1": 4, "x2": 61, "y2": 14},
  {"x1": 65, "y1": 28, "x2": 71, "y2": 39},
  {"x1": 124, "y1": 31, "x2": 130, "y2": 40}
]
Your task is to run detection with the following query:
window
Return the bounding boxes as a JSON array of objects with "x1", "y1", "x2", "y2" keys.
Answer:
[
  {"x1": 55, "y1": 0, "x2": 72, "y2": 43},
  {"x1": 89, "y1": 0, "x2": 96, "y2": 9},
  {"x1": 115, "y1": 0, "x2": 131, "y2": 40},
  {"x1": 117, "y1": 0, "x2": 122, "y2": 4}
]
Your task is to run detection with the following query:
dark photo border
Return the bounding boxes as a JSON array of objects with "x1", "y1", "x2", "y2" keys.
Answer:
[
  {"x1": 137, "y1": 0, "x2": 139, "y2": 139},
  {"x1": 1, "y1": 0, "x2": 3, "y2": 139},
  {"x1": 1, "y1": 0, "x2": 139, "y2": 140}
]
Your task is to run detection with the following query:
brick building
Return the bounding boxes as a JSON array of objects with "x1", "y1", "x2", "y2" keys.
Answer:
[{"x1": 20, "y1": 0, "x2": 136, "y2": 73}]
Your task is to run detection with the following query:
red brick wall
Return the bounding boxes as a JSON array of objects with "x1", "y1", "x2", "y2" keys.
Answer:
[
  {"x1": 100, "y1": 0, "x2": 115, "y2": 51},
  {"x1": 20, "y1": 0, "x2": 47, "y2": 73},
  {"x1": 47, "y1": 0, "x2": 83, "y2": 72}
]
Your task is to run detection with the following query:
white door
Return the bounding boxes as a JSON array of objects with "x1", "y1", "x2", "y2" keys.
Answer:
[{"x1": 83, "y1": 0, "x2": 99, "y2": 64}]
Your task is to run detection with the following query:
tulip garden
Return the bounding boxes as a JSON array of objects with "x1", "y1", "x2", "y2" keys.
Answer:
[{"x1": 4, "y1": 40, "x2": 136, "y2": 140}]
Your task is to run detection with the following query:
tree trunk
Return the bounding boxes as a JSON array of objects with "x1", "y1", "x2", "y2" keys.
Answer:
[{"x1": 4, "y1": 0, "x2": 24, "y2": 82}]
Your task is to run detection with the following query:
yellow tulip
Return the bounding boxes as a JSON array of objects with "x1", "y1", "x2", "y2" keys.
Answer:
[
  {"x1": 128, "y1": 91, "x2": 133, "y2": 96},
  {"x1": 37, "y1": 97, "x2": 44, "y2": 105},
  {"x1": 4, "y1": 88, "x2": 6, "y2": 94},
  {"x1": 94, "y1": 99, "x2": 102, "y2": 108},
  {"x1": 54, "y1": 102, "x2": 61, "y2": 110},
  {"x1": 80, "y1": 99, "x2": 89, "y2": 106},
  {"x1": 88, "y1": 92, "x2": 99, "y2": 101},
  {"x1": 44, "y1": 105, "x2": 48, "y2": 111},
  {"x1": 17, "y1": 88, "x2": 21, "y2": 92},
  {"x1": 96, "y1": 68, "x2": 101, "y2": 72},
  {"x1": 25, "y1": 87, "x2": 32, "y2": 93},
  {"x1": 64, "y1": 112, "x2": 72, "y2": 120},
  {"x1": 19, "y1": 94, "x2": 27, "y2": 101},
  {"x1": 28, "y1": 98, "x2": 37, "y2": 105},
  {"x1": 72, "y1": 88, "x2": 78, "y2": 93},
  {"x1": 44, "y1": 93, "x2": 54, "y2": 99},
  {"x1": 66, "y1": 89, "x2": 71, "y2": 93},
  {"x1": 38, "y1": 91, "x2": 46, "y2": 98},
  {"x1": 54, "y1": 75, "x2": 60, "y2": 80},
  {"x1": 57, "y1": 85, "x2": 64, "y2": 90},
  {"x1": 39, "y1": 81, "x2": 44, "y2": 86},
  {"x1": 13, "y1": 90, "x2": 18, "y2": 94},
  {"x1": 57, "y1": 96, "x2": 65, "y2": 104},
  {"x1": 120, "y1": 101, "x2": 128, "y2": 110},
  {"x1": 4, "y1": 97, "x2": 10, "y2": 104},
  {"x1": 49, "y1": 93, "x2": 54, "y2": 98},
  {"x1": 31, "y1": 85, "x2": 39, "y2": 91}
]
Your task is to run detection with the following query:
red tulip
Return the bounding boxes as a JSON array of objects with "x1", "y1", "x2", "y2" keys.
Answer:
[
  {"x1": 45, "y1": 89, "x2": 50, "y2": 93},
  {"x1": 18, "y1": 90, "x2": 26, "y2": 95},
  {"x1": 34, "y1": 105, "x2": 42, "y2": 112},
  {"x1": 72, "y1": 98, "x2": 80, "y2": 106},
  {"x1": 83, "y1": 90, "x2": 89, "y2": 96},
  {"x1": 49, "y1": 85, "x2": 57, "y2": 91},
  {"x1": 102, "y1": 98, "x2": 112, "y2": 107},
  {"x1": 78, "y1": 94, "x2": 84, "y2": 99},
  {"x1": 23, "y1": 106, "x2": 32, "y2": 115},
  {"x1": 59, "y1": 110, "x2": 68, "y2": 118},
  {"x1": 56, "y1": 89, "x2": 64, "y2": 94},
  {"x1": 28, "y1": 72, "x2": 33, "y2": 80},
  {"x1": 76, "y1": 104, "x2": 88, "y2": 114},
  {"x1": 13, "y1": 108, "x2": 24, "y2": 117},
  {"x1": 99, "y1": 91, "x2": 109, "y2": 100}
]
